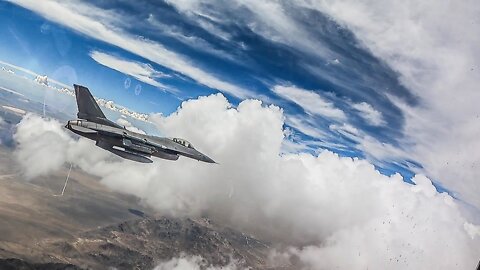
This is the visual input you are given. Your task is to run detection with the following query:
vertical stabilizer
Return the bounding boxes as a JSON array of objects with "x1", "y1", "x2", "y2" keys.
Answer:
[
  {"x1": 74, "y1": 84, "x2": 106, "y2": 120},
  {"x1": 73, "y1": 84, "x2": 122, "y2": 128}
]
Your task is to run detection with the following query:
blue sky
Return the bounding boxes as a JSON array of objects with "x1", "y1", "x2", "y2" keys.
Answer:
[{"x1": 0, "y1": 1, "x2": 431, "y2": 180}]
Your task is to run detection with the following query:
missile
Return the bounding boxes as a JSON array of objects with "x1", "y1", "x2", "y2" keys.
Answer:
[
  {"x1": 96, "y1": 139, "x2": 153, "y2": 163},
  {"x1": 106, "y1": 147, "x2": 153, "y2": 163}
]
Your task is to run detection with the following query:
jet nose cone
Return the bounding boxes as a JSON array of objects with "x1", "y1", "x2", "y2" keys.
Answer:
[
  {"x1": 192, "y1": 149, "x2": 216, "y2": 164},
  {"x1": 201, "y1": 154, "x2": 216, "y2": 164}
]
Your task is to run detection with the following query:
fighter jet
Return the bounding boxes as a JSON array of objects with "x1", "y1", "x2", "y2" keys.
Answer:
[{"x1": 65, "y1": 84, "x2": 215, "y2": 164}]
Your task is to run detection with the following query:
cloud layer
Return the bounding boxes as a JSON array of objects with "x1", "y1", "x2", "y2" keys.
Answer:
[{"x1": 13, "y1": 94, "x2": 480, "y2": 269}]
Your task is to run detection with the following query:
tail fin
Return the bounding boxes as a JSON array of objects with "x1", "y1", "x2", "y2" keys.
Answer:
[
  {"x1": 74, "y1": 84, "x2": 106, "y2": 120},
  {"x1": 73, "y1": 84, "x2": 122, "y2": 128}
]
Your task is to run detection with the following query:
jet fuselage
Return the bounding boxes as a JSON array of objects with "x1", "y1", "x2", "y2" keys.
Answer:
[{"x1": 66, "y1": 119, "x2": 215, "y2": 163}]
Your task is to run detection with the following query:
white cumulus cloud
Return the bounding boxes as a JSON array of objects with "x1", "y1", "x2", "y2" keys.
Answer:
[
  {"x1": 34, "y1": 75, "x2": 48, "y2": 86},
  {"x1": 154, "y1": 254, "x2": 242, "y2": 270},
  {"x1": 13, "y1": 114, "x2": 71, "y2": 179}
]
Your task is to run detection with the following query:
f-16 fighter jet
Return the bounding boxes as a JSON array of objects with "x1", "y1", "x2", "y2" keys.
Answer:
[{"x1": 65, "y1": 84, "x2": 215, "y2": 164}]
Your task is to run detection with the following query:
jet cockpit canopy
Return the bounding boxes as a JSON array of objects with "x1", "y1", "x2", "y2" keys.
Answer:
[{"x1": 172, "y1": 137, "x2": 194, "y2": 149}]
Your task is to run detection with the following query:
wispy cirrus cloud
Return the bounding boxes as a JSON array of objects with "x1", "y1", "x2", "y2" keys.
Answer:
[
  {"x1": 351, "y1": 101, "x2": 386, "y2": 126},
  {"x1": 89, "y1": 51, "x2": 176, "y2": 94},
  {"x1": 329, "y1": 122, "x2": 410, "y2": 167},
  {"x1": 146, "y1": 14, "x2": 238, "y2": 63},
  {"x1": 9, "y1": 0, "x2": 251, "y2": 99},
  {"x1": 285, "y1": 115, "x2": 328, "y2": 139},
  {"x1": 272, "y1": 85, "x2": 346, "y2": 121},
  {"x1": 166, "y1": 0, "x2": 334, "y2": 59}
]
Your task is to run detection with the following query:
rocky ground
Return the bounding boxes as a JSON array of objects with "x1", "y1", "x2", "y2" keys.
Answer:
[
  {"x1": 24, "y1": 217, "x2": 270, "y2": 269},
  {"x1": 0, "y1": 258, "x2": 81, "y2": 270}
]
